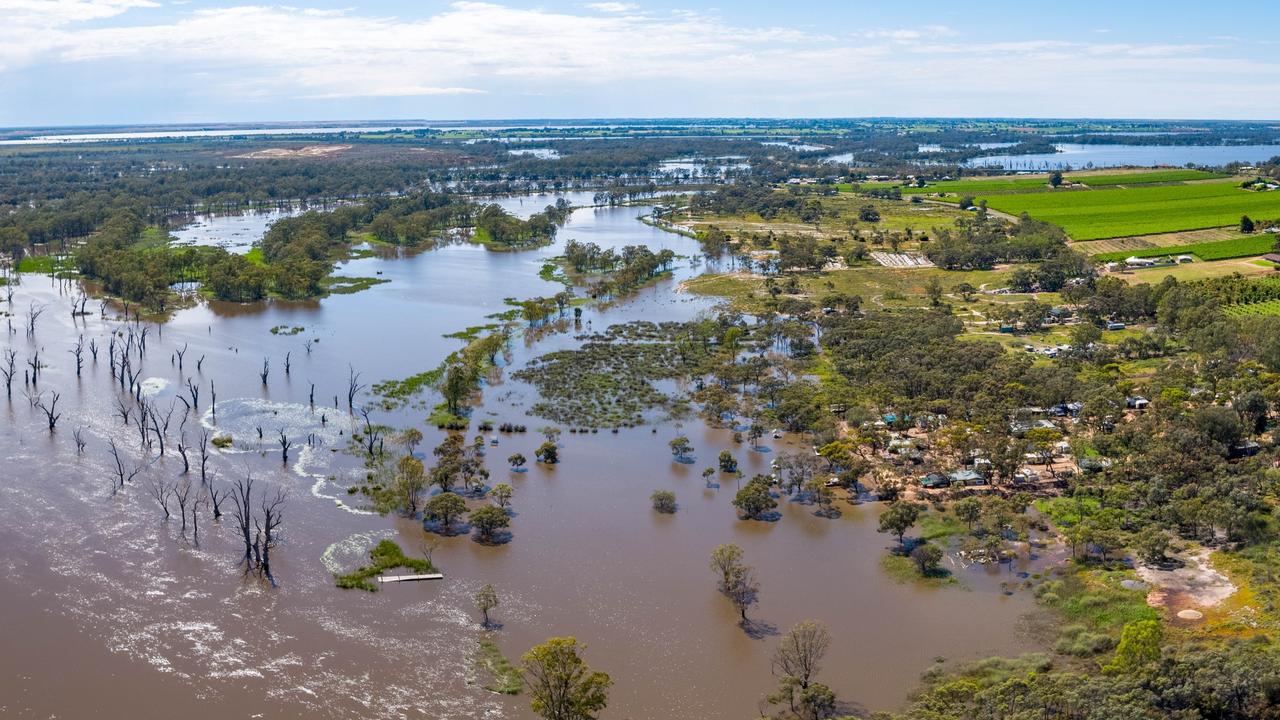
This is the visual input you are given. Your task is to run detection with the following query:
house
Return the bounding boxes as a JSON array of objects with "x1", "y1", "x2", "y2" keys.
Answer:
[
  {"x1": 1049, "y1": 402, "x2": 1082, "y2": 418},
  {"x1": 920, "y1": 472, "x2": 951, "y2": 489},
  {"x1": 1125, "y1": 256, "x2": 1158, "y2": 268},
  {"x1": 1077, "y1": 456, "x2": 1112, "y2": 473},
  {"x1": 1106, "y1": 321, "x2": 1126, "y2": 331},
  {"x1": 1126, "y1": 396, "x2": 1150, "y2": 410},
  {"x1": 1229, "y1": 440, "x2": 1262, "y2": 459},
  {"x1": 1262, "y1": 253, "x2": 1280, "y2": 264},
  {"x1": 948, "y1": 469, "x2": 986, "y2": 486},
  {"x1": 1175, "y1": 255, "x2": 1195, "y2": 264}
]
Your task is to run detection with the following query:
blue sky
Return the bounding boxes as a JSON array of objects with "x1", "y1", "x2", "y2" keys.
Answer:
[{"x1": 1, "y1": 1, "x2": 1278, "y2": 126}]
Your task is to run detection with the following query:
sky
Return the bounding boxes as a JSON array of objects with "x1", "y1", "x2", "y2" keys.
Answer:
[{"x1": 2, "y1": 0, "x2": 1279, "y2": 127}]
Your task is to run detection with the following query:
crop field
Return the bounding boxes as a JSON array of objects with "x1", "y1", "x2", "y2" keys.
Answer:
[
  {"x1": 978, "y1": 181, "x2": 1280, "y2": 240},
  {"x1": 1093, "y1": 234, "x2": 1275, "y2": 263},
  {"x1": 1072, "y1": 227, "x2": 1245, "y2": 256},
  {"x1": 872, "y1": 169, "x2": 1227, "y2": 197},
  {"x1": 1225, "y1": 300, "x2": 1280, "y2": 317},
  {"x1": 1071, "y1": 170, "x2": 1227, "y2": 186}
]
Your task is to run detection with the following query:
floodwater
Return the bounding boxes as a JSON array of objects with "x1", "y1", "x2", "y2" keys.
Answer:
[
  {"x1": 967, "y1": 142, "x2": 1280, "y2": 169},
  {"x1": 0, "y1": 196, "x2": 1052, "y2": 719}
]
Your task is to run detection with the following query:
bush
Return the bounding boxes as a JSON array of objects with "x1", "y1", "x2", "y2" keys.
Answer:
[{"x1": 651, "y1": 489, "x2": 677, "y2": 513}]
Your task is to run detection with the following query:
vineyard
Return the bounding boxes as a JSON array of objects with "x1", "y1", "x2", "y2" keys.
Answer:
[
  {"x1": 1093, "y1": 234, "x2": 1275, "y2": 263},
  {"x1": 1225, "y1": 300, "x2": 1280, "y2": 317}
]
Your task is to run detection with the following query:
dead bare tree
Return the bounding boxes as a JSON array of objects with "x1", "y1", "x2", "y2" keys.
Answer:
[
  {"x1": 304, "y1": 338, "x2": 314, "y2": 355},
  {"x1": 196, "y1": 354, "x2": 204, "y2": 373},
  {"x1": 231, "y1": 475, "x2": 257, "y2": 571},
  {"x1": 255, "y1": 489, "x2": 286, "y2": 587},
  {"x1": 308, "y1": 382, "x2": 315, "y2": 406},
  {"x1": 278, "y1": 430, "x2": 293, "y2": 465},
  {"x1": 207, "y1": 475, "x2": 227, "y2": 520},
  {"x1": 209, "y1": 379, "x2": 217, "y2": 422},
  {"x1": 115, "y1": 395, "x2": 132, "y2": 425},
  {"x1": 347, "y1": 364, "x2": 365, "y2": 409},
  {"x1": 260, "y1": 358, "x2": 269, "y2": 386},
  {"x1": 175, "y1": 342, "x2": 187, "y2": 372},
  {"x1": 176, "y1": 433, "x2": 190, "y2": 474},
  {"x1": 191, "y1": 492, "x2": 205, "y2": 546},
  {"x1": 358, "y1": 406, "x2": 383, "y2": 458},
  {"x1": 283, "y1": 351, "x2": 291, "y2": 376},
  {"x1": 148, "y1": 403, "x2": 173, "y2": 456},
  {"x1": 107, "y1": 439, "x2": 144, "y2": 494},
  {"x1": 26, "y1": 349, "x2": 41, "y2": 386},
  {"x1": 25, "y1": 302, "x2": 45, "y2": 337},
  {"x1": 174, "y1": 476, "x2": 193, "y2": 535},
  {"x1": 69, "y1": 335, "x2": 84, "y2": 377},
  {"x1": 36, "y1": 391, "x2": 60, "y2": 432},
  {"x1": 198, "y1": 429, "x2": 211, "y2": 486},
  {"x1": 0, "y1": 349, "x2": 15, "y2": 397},
  {"x1": 88, "y1": 338, "x2": 98, "y2": 362},
  {"x1": 186, "y1": 377, "x2": 199, "y2": 409},
  {"x1": 72, "y1": 426, "x2": 86, "y2": 453},
  {"x1": 147, "y1": 477, "x2": 175, "y2": 520}
]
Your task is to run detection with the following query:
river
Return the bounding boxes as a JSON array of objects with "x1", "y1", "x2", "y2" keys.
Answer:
[{"x1": 0, "y1": 195, "x2": 1051, "y2": 719}]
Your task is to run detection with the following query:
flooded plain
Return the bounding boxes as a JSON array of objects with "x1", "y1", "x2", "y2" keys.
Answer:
[{"x1": 0, "y1": 196, "x2": 1052, "y2": 719}]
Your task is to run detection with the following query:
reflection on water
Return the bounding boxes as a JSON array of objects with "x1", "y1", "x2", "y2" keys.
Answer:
[{"x1": 0, "y1": 196, "x2": 1053, "y2": 719}]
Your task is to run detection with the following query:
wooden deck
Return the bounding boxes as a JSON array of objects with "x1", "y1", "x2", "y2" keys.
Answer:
[{"x1": 376, "y1": 573, "x2": 444, "y2": 583}]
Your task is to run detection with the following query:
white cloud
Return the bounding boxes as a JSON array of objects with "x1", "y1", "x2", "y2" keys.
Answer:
[
  {"x1": 586, "y1": 2, "x2": 636, "y2": 12},
  {"x1": 1, "y1": 1, "x2": 1278, "y2": 119},
  {"x1": 1, "y1": 0, "x2": 157, "y2": 25}
]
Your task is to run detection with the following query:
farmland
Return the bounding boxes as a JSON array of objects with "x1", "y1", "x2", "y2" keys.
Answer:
[
  {"x1": 1225, "y1": 299, "x2": 1280, "y2": 317},
  {"x1": 1092, "y1": 234, "x2": 1275, "y2": 263},
  {"x1": 977, "y1": 181, "x2": 1280, "y2": 240},
  {"x1": 867, "y1": 169, "x2": 1227, "y2": 197}
]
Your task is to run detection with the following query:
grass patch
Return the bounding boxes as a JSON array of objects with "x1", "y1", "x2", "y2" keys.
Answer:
[
  {"x1": 919, "y1": 510, "x2": 967, "y2": 542},
  {"x1": 539, "y1": 261, "x2": 570, "y2": 285},
  {"x1": 1034, "y1": 567, "x2": 1157, "y2": 634},
  {"x1": 335, "y1": 539, "x2": 435, "y2": 592},
  {"x1": 475, "y1": 637, "x2": 523, "y2": 694},
  {"x1": 445, "y1": 324, "x2": 500, "y2": 341},
  {"x1": 880, "y1": 553, "x2": 956, "y2": 587},
  {"x1": 322, "y1": 275, "x2": 389, "y2": 295},
  {"x1": 244, "y1": 247, "x2": 266, "y2": 266},
  {"x1": 16, "y1": 255, "x2": 72, "y2": 274}
]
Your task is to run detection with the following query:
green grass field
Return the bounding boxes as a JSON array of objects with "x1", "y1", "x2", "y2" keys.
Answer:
[
  {"x1": 979, "y1": 182, "x2": 1280, "y2": 240},
  {"x1": 1093, "y1": 234, "x2": 1275, "y2": 263}
]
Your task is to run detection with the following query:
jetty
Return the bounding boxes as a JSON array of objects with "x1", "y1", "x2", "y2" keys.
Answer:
[{"x1": 376, "y1": 573, "x2": 444, "y2": 583}]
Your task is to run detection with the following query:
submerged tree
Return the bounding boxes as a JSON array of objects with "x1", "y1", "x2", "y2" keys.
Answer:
[
  {"x1": 470, "y1": 505, "x2": 510, "y2": 543},
  {"x1": 521, "y1": 637, "x2": 612, "y2": 720},
  {"x1": 424, "y1": 492, "x2": 467, "y2": 534},
  {"x1": 877, "y1": 500, "x2": 920, "y2": 547},
  {"x1": 474, "y1": 583, "x2": 499, "y2": 627},
  {"x1": 650, "y1": 489, "x2": 677, "y2": 513}
]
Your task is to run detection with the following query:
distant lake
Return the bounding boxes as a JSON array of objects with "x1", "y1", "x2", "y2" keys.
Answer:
[
  {"x1": 507, "y1": 147, "x2": 560, "y2": 159},
  {"x1": 761, "y1": 141, "x2": 827, "y2": 152},
  {"x1": 968, "y1": 143, "x2": 1280, "y2": 169}
]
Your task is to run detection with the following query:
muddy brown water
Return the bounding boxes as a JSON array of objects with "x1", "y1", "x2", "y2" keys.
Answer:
[{"x1": 0, "y1": 199, "x2": 1052, "y2": 719}]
